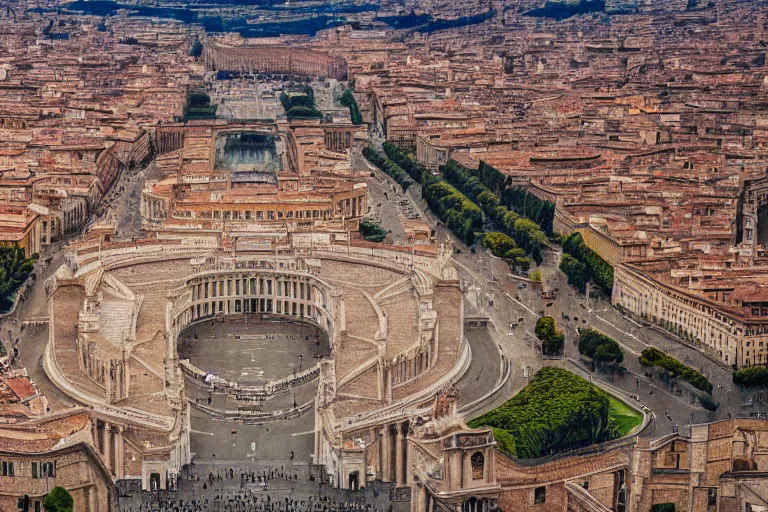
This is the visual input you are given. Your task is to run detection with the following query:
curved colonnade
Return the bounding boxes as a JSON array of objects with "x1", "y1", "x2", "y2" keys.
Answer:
[{"x1": 43, "y1": 239, "x2": 468, "y2": 492}]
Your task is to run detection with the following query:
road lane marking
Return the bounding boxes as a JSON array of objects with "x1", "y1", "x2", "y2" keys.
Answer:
[
  {"x1": 504, "y1": 293, "x2": 538, "y2": 317},
  {"x1": 595, "y1": 315, "x2": 649, "y2": 348}
]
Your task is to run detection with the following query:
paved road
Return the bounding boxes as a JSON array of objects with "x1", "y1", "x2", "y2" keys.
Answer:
[
  {"x1": 5, "y1": 157, "x2": 162, "y2": 411},
  {"x1": 450, "y1": 239, "x2": 763, "y2": 435}
]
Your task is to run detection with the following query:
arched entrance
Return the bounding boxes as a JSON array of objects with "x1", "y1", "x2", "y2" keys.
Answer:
[{"x1": 348, "y1": 471, "x2": 360, "y2": 491}]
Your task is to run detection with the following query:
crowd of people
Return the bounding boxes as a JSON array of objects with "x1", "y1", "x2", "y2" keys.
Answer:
[
  {"x1": 125, "y1": 493, "x2": 389, "y2": 512},
  {"x1": 119, "y1": 465, "x2": 392, "y2": 512}
]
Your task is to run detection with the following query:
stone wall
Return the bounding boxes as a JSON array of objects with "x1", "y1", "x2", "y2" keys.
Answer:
[
  {"x1": 203, "y1": 44, "x2": 347, "y2": 80},
  {"x1": 0, "y1": 442, "x2": 115, "y2": 512}
]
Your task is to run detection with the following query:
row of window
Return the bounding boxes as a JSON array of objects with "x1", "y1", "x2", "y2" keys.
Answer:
[
  {"x1": 0, "y1": 460, "x2": 55, "y2": 478},
  {"x1": 208, "y1": 208, "x2": 332, "y2": 221}
]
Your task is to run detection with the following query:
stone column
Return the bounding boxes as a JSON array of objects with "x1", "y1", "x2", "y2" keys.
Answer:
[
  {"x1": 88, "y1": 485, "x2": 97, "y2": 512},
  {"x1": 395, "y1": 429, "x2": 404, "y2": 486},
  {"x1": 412, "y1": 484, "x2": 425, "y2": 512},
  {"x1": 102, "y1": 422, "x2": 112, "y2": 474},
  {"x1": 115, "y1": 426, "x2": 125, "y2": 479},
  {"x1": 381, "y1": 427, "x2": 391, "y2": 483}
]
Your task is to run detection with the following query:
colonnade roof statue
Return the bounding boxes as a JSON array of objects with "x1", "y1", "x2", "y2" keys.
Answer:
[{"x1": 42, "y1": 233, "x2": 466, "y2": 495}]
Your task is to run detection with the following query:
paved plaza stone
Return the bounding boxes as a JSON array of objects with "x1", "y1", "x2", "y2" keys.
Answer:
[{"x1": 178, "y1": 318, "x2": 328, "y2": 386}]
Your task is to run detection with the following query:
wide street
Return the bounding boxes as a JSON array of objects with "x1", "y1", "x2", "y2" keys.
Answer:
[
  {"x1": 452, "y1": 240, "x2": 764, "y2": 436},
  {"x1": 366, "y1": 169, "x2": 763, "y2": 438}
]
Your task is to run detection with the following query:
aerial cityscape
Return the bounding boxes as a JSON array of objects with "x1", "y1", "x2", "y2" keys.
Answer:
[{"x1": 0, "y1": 0, "x2": 767, "y2": 511}]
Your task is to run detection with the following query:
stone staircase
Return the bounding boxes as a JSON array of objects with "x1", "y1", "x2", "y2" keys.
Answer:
[
  {"x1": 379, "y1": 291, "x2": 419, "y2": 358},
  {"x1": 99, "y1": 294, "x2": 137, "y2": 345},
  {"x1": 343, "y1": 288, "x2": 379, "y2": 340},
  {"x1": 565, "y1": 482, "x2": 614, "y2": 512},
  {"x1": 373, "y1": 276, "x2": 411, "y2": 302}
]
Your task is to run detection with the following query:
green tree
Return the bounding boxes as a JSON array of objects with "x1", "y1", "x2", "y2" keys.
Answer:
[
  {"x1": 338, "y1": 90, "x2": 363, "y2": 125},
  {"x1": 536, "y1": 316, "x2": 564, "y2": 356},
  {"x1": 44, "y1": 487, "x2": 74, "y2": 512},
  {"x1": 561, "y1": 232, "x2": 614, "y2": 295},
  {"x1": 640, "y1": 347, "x2": 712, "y2": 394},
  {"x1": 733, "y1": 366, "x2": 768, "y2": 387},
  {"x1": 699, "y1": 394, "x2": 719, "y2": 412},
  {"x1": 483, "y1": 232, "x2": 517, "y2": 258},
  {"x1": 359, "y1": 218, "x2": 388, "y2": 243},
  {"x1": 535, "y1": 316, "x2": 556, "y2": 341},
  {"x1": 477, "y1": 190, "x2": 500, "y2": 212},
  {"x1": 560, "y1": 252, "x2": 588, "y2": 293},
  {"x1": 578, "y1": 328, "x2": 623, "y2": 364},
  {"x1": 501, "y1": 210, "x2": 520, "y2": 232},
  {"x1": 285, "y1": 106, "x2": 323, "y2": 119},
  {"x1": 0, "y1": 245, "x2": 35, "y2": 312},
  {"x1": 593, "y1": 343, "x2": 623, "y2": 364},
  {"x1": 542, "y1": 330, "x2": 564, "y2": 356},
  {"x1": 363, "y1": 147, "x2": 414, "y2": 191}
]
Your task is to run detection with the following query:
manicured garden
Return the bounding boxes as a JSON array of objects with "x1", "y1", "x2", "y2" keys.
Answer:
[
  {"x1": 280, "y1": 86, "x2": 323, "y2": 119},
  {"x1": 184, "y1": 92, "x2": 217, "y2": 120},
  {"x1": 468, "y1": 368, "x2": 642, "y2": 459},
  {"x1": 607, "y1": 395, "x2": 643, "y2": 436}
]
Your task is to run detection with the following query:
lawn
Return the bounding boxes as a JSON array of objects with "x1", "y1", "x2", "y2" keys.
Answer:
[{"x1": 608, "y1": 396, "x2": 643, "y2": 436}]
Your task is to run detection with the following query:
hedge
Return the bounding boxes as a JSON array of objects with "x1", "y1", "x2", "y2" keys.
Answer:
[
  {"x1": 285, "y1": 106, "x2": 323, "y2": 119},
  {"x1": 482, "y1": 232, "x2": 530, "y2": 269},
  {"x1": 422, "y1": 176, "x2": 482, "y2": 245},
  {"x1": 640, "y1": 347, "x2": 712, "y2": 394},
  {"x1": 474, "y1": 161, "x2": 556, "y2": 234},
  {"x1": 732, "y1": 366, "x2": 768, "y2": 387},
  {"x1": 184, "y1": 91, "x2": 217, "y2": 120},
  {"x1": 365, "y1": 148, "x2": 481, "y2": 245},
  {"x1": 562, "y1": 232, "x2": 614, "y2": 295},
  {"x1": 281, "y1": 86, "x2": 322, "y2": 119},
  {"x1": 338, "y1": 90, "x2": 363, "y2": 125}
]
